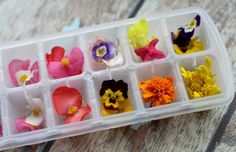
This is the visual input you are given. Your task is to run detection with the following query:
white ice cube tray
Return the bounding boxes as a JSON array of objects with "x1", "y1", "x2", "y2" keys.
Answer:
[{"x1": 0, "y1": 7, "x2": 233, "y2": 150}]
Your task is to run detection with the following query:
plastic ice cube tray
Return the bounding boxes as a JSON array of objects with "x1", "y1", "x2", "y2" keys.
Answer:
[{"x1": 0, "y1": 7, "x2": 233, "y2": 150}]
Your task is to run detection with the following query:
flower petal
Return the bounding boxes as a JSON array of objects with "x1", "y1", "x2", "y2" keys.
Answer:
[
  {"x1": 25, "y1": 97, "x2": 44, "y2": 126},
  {"x1": 15, "y1": 70, "x2": 32, "y2": 86},
  {"x1": 139, "y1": 76, "x2": 176, "y2": 107},
  {"x1": 25, "y1": 112, "x2": 43, "y2": 126},
  {"x1": 0, "y1": 124, "x2": 2, "y2": 136},
  {"x1": 135, "y1": 38, "x2": 166, "y2": 62},
  {"x1": 47, "y1": 62, "x2": 67, "y2": 79},
  {"x1": 180, "y1": 56, "x2": 221, "y2": 99},
  {"x1": 16, "y1": 117, "x2": 41, "y2": 133},
  {"x1": 30, "y1": 61, "x2": 40, "y2": 83},
  {"x1": 67, "y1": 47, "x2": 84, "y2": 76},
  {"x1": 64, "y1": 106, "x2": 91, "y2": 124},
  {"x1": 101, "y1": 41, "x2": 116, "y2": 60},
  {"x1": 128, "y1": 19, "x2": 149, "y2": 49},
  {"x1": 134, "y1": 48, "x2": 149, "y2": 61},
  {"x1": 102, "y1": 51, "x2": 123, "y2": 68},
  {"x1": 26, "y1": 96, "x2": 44, "y2": 111},
  {"x1": 9, "y1": 59, "x2": 30, "y2": 86},
  {"x1": 53, "y1": 86, "x2": 82, "y2": 116},
  {"x1": 46, "y1": 46, "x2": 65, "y2": 62}
]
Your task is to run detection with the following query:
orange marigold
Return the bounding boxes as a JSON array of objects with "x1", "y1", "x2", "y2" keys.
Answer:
[{"x1": 139, "y1": 76, "x2": 176, "y2": 107}]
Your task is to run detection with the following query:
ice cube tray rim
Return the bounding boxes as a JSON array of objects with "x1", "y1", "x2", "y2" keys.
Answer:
[{"x1": 0, "y1": 7, "x2": 233, "y2": 150}]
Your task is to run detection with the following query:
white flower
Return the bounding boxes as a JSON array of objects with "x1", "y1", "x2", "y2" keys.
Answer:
[
  {"x1": 102, "y1": 51, "x2": 123, "y2": 68},
  {"x1": 25, "y1": 96, "x2": 44, "y2": 126},
  {"x1": 15, "y1": 70, "x2": 33, "y2": 86}
]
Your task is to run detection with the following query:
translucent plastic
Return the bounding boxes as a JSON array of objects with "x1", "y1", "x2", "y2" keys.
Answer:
[{"x1": 0, "y1": 7, "x2": 233, "y2": 150}]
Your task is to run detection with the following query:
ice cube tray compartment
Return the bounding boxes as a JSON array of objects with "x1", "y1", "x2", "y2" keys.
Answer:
[
  {"x1": 81, "y1": 26, "x2": 127, "y2": 72},
  {"x1": 0, "y1": 7, "x2": 233, "y2": 150},
  {"x1": 126, "y1": 18, "x2": 170, "y2": 63},
  {"x1": 92, "y1": 67, "x2": 143, "y2": 117},
  {"x1": 1, "y1": 43, "x2": 41, "y2": 88},
  {"x1": 5, "y1": 86, "x2": 50, "y2": 135},
  {"x1": 48, "y1": 77, "x2": 95, "y2": 126},
  {"x1": 177, "y1": 53, "x2": 226, "y2": 101},
  {"x1": 135, "y1": 60, "x2": 188, "y2": 108},
  {"x1": 41, "y1": 35, "x2": 85, "y2": 80},
  {"x1": 164, "y1": 12, "x2": 212, "y2": 57}
]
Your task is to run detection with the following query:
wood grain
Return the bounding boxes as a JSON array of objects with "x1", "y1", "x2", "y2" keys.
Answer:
[{"x1": 1, "y1": 0, "x2": 236, "y2": 152}]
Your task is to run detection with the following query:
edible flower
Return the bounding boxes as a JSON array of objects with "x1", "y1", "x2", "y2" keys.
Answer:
[
  {"x1": 9, "y1": 59, "x2": 39, "y2": 86},
  {"x1": 25, "y1": 96, "x2": 44, "y2": 126},
  {"x1": 171, "y1": 15, "x2": 205, "y2": 54},
  {"x1": 128, "y1": 19, "x2": 166, "y2": 61},
  {"x1": 99, "y1": 79, "x2": 132, "y2": 116},
  {"x1": 46, "y1": 46, "x2": 84, "y2": 79},
  {"x1": 180, "y1": 56, "x2": 221, "y2": 99},
  {"x1": 90, "y1": 38, "x2": 123, "y2": 68},
  {"x1": 53, "y1": 86, "x2": 91, "y2": 124},
  {"x1": 128, "y1": 19, "x2": 149, "y2": 49},
  {"x1": 135, "y1": 38, "x2": 166, "y2": 61},
  {"x1": 15, "y1": 96, "x2": 44, "y2": 133},
  {"x1": 92, "y1": 39, "x2": 116, "y2": 62},
  {"x1": 16, "y1": 117, "x2": 42, "y2": 133},
  {"x1": 139, "y1": 76, "x2": 176, "y2": 107}
]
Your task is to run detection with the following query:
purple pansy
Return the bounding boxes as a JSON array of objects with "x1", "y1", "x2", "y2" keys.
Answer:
[
  {"x1": 172, "y1": 15, "x2": 201, "y2": 51},
  {"x1": 92, "y1": 39, "x2": 117, "y2": 62}
]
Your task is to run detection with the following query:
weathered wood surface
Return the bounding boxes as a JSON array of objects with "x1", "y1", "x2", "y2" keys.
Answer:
[{"x1": 1, "y1": 0, "x2": 236, "y2": 152}]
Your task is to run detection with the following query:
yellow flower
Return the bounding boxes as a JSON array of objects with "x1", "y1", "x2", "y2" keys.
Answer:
[
  {"x1": 100, "y1": 89, "x2": 132, "y2": 116},
  {"x1": 128, "y1": 19, "x2": 150, "y2": 49},
  {"x1": 173, "y1": 36, "x2": 205, "y2": 55},
  {"x1": 99, "y1": 80, "x2": 132, "y2": 116},
  {"x1": 180, "y1": 56, "x2": 221, "y2": 99}
]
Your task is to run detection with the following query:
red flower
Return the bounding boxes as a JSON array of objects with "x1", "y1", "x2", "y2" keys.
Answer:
[{"x1": 53, "y1": 86, "x2": 91, "y2": 124}]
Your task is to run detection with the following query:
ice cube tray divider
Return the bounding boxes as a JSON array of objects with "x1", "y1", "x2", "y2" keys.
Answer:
[{"x1": 0, "y1": 7, "x2": 233, "y2": 150}]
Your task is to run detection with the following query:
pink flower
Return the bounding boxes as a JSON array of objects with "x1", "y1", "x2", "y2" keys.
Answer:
[
  {"x1": 134, "y1": 38, "x2": 166, "y2": 62},
  {"x1": 8, "y1": 59, "x2": 39, "y2": 86},
  {"x1": 16, "y1": 117, "x2": 42, "y2": 133},
  {"x1": 46, "y1": 46, "x2": 84, "y2": 79},
  {"x1": 0, "y1": 124, "x2": 2, "y2": 136}
]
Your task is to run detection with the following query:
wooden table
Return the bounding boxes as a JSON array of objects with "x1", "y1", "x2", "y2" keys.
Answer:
[{"x1": 1, "y1": 0, "x2": 235, "y2": 151}]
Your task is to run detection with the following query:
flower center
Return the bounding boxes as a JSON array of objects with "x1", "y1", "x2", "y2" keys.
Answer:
[
  {"x1": 61, "y1": 58, "x2": 69, "y2": 66},
  {"x1": 96, "y1": 46, "x2": 107, "y2": 57},
  {"x1": 189, "y1": 19, "x2": 197, "y2": 28},
  {"x1": 32, "y1": 108, "x2": 41, "y2": 117},
  {"x1": 20, "y1": 74, "x2": 28, "y2": 83},
  {"x1": 67, "y1": 105, "x2": 78, "y2": 115}
]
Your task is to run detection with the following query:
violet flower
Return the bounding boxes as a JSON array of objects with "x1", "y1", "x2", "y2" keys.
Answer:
[
  {"x1": 172, "y1": 15, "x2": 201, "y2": 52},
  {"x1": 92, "y1": 39, "x2": 117, "y2": 62}
]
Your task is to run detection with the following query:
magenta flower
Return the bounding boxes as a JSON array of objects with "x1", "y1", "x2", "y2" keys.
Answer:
[
  {"x1": 8, "y1": 59, "x2": 39, "y2": 86},
  {"x1": 46, "y1": 46, "x2": 84, "y2": 79},
  {"x1": 134, "y1": 38, "x2": 166, "y2": 61}
]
